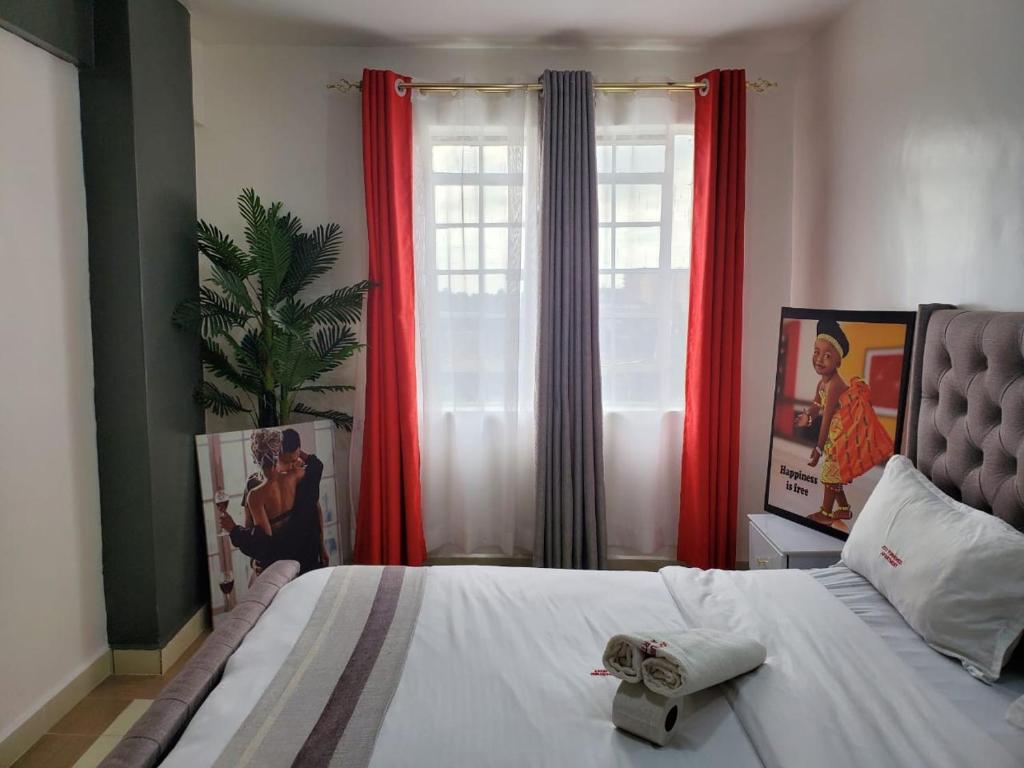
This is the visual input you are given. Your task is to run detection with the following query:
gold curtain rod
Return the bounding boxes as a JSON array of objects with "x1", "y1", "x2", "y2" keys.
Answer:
[{"x1": 326, "y1": 77, "x2": 778, "y2": 94}]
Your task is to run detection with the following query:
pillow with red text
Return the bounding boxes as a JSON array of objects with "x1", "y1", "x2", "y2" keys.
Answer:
[{"x1": 841, "y1": 454, "x2": 1024, "y2": 682}]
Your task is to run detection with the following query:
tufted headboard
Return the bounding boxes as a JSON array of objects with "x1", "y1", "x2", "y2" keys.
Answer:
[{"x1": 905, "y1": 306, "x2": 1024, "y2": 532}]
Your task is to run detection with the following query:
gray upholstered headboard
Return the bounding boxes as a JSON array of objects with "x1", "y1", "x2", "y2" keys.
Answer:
[{"x1": 905, "y1": 305, "x2": 1024, "y2": 532}]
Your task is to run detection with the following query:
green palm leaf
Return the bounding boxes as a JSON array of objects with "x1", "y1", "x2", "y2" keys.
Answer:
[
  {"x1": 197, "y1": 220, "x2": 254, "y2": 277},
  {"x1": 269, "y1": 297, "x2": 314, "y2": 340},
  {"x1": 238, "y1": 188, "x2": 268, "y2": 255},
  {"x1": 280, "y1": 224, "x2": 343, "y2": 299},
  {"x1": 313, "y1": 325, "x2": 361, "y2": 363},
  {"x1": 301, "y1": 282, "x2": 371, "y2": 327},
  {"x1": 172, "y1": 286, "x2": 248, "y2": 336},
  {"x1": 195, "y1": 381, "x2": 251, "y2": 417},
  {"x1": 216, "y1": 330, "x2": 264, "y2": 385},
  {"x1": 208, "y1": 264, "x2": 255, "y2": 315},
  {"x1": 292, "y1": 384, "x2": 355, "y2": 393},
  {"x1": 239, "y1": 190, "x2": 293, "y2": 305},
  {"x1": 201, "y1": 339, "x2": 260, "y2": 392},
  {"x1": 292, "y1": 402, "x2": 353, "y2": 431}
]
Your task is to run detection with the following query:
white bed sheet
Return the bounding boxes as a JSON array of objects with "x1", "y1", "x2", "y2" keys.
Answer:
[
  {"x1": 812, "y1": 564, "x2": 1024, "y2": 758},
  {"x1": 163, "y1": 566, "x2": 762, "y2": 768},
  {"x1": 163, "y1": 563, "x2": 1024, "y2": 767}
]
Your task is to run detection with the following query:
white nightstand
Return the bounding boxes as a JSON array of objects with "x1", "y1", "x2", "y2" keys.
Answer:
[{"x1": 747, "y1": 514, "x2": 843, "y2": 570}]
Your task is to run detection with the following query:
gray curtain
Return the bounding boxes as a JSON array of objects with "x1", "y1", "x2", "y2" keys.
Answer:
[{"x1": 534, "y1": 70, "x2": 608, "y2": 569}]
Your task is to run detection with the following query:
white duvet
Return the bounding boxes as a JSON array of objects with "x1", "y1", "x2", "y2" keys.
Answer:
[
  {"x1": 660, "y1": 566, "x2": 1019, "y2": 768},
  {"x1": 163, "y1": 565, "x2": 1018, "y2": 768}
]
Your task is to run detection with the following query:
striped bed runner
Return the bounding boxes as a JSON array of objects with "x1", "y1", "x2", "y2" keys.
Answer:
[{"x1": 214, "y1": 566, "x2": 426, "y2": 768}]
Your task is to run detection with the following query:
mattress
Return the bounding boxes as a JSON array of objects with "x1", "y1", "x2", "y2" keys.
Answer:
[
  {"x1": 162, "y1": 567, "x2": 762, "y2": 768},
  {"x1": 811, "y1": 565, "x2": 1024, "y2": 757}
]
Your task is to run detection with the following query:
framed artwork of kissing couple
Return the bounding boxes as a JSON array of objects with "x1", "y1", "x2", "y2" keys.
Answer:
[
  {"x1": 764, "y1": 307, "x2": 916, "y2": 539},
  {"x1": 195, "y1": 420, "x2": 342, "y2": 625}
]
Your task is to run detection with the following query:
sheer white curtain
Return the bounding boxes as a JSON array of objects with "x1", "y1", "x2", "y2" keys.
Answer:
[
  {"x1": 411, "y1": 89, "x2": 540, "y2": 556},
  {"x1": 595, "y1": 91, "x2": 695, "y2": 557}
]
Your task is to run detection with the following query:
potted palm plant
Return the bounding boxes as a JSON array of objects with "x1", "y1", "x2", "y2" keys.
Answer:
[{"x1": 174, "y1": 188, "x2": 369, "y2": 429}]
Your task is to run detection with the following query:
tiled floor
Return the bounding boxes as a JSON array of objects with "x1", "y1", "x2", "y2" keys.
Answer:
[{"x1": 12, "y1": 633, "x2": 209, "y2": 768}]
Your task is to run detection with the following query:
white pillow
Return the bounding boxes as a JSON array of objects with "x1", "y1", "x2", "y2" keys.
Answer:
[{"x1": 841, "y1": 454, "x2": 1024, "y2": 682}]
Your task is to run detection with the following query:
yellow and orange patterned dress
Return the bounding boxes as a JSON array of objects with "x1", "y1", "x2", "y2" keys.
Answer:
[{"x1": 816, "y1": 377, "x2": 894, "y2": 486}]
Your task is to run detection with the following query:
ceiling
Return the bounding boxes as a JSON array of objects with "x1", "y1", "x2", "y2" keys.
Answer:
[{"x1": 182, "y1": 0, "x2": 851, "y2": 47}]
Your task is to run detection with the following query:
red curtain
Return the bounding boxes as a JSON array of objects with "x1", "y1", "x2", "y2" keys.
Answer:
[
  {"x1": 677, "y1": 69, "x2": 747, "y2": 570},
  {"x1": 354, "y1": 69, "x2": 427, "y2": 566}
]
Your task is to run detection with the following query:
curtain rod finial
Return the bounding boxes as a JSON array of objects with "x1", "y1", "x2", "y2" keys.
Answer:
[
  {"x1": 745, "y1": 77, "x2": 779, "y2": 94},
  {"x1": 327, "y1": 78, "x2": 361, "y2": 93}
]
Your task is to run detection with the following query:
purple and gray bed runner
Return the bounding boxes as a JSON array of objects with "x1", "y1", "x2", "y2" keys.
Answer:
[{"x1": 213, "y1": 566, "x2": 426, "y2": 768}]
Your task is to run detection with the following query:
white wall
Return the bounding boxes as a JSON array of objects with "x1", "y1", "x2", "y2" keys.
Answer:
[
  {"x1": 792, "y1": 0, "x2": 1024, "y2": 310},
  {"x1": 0, "y1": 29, "x2": 107, "y2": 739},
  {"x1": 192, "y1": 41, "x2": 801, "y2": 561}
]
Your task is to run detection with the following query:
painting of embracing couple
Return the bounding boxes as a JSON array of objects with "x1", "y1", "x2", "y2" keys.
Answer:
[{"x1": 195, "y1": 420, "x2": 342, "y2": 624}]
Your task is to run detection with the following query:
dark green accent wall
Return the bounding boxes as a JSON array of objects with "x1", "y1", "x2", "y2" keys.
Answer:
[
  {"x1": 0, "y1": 0, "x2": 93, "y2": 65},
  {"x1": 80, "y1": 0, "x2": 206, "y2": 649}
]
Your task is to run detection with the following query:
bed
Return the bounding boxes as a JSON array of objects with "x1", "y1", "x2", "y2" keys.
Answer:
[{"x1": 101, "y1": 306, "x2": 1024, "y2": 768}]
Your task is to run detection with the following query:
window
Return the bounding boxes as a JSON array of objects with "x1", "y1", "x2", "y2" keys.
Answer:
[
  {"x1": 411, "y1": 90, "x2": 692, "y2": 557},
  {"x1": 425, "y1": 136, "x2": 528, "y2": 409},
  {"x1": 411, "y1": 91, "x2": 539, "y2": 556},
  {"x1": 595, "y1": 93, "x2": 694, "y2": 557},
  {"x1": 597, "y1": 128, "x2": 694, "y2": 410}
]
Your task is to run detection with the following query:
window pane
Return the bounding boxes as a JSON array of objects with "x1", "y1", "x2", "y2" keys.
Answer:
[
  {"x1": 611, "y1": 317, "x2": 659, "y2": 364},
  {"x1": 450, "y1": 273, "x2": 480, "y2": 296},
  {"x1": 596, "y1": 144, "x2": 613, "y2": 173},
  {"x1": 606, "y1": 370, "x2": 659, "y2": 405},
  {"x1": 435, "y1": 229, "x2": 453, "y2": 270},
  {"x1": 599, "y1": 273, "x2": 626, "y2": 303},
  {"x1": 483, "y1": 274, "x2": 507, "y2": 295},
  {"x1": 435, "y1": 228, "x2": 479, "y2": 270},
  {"x1": 615, "y1": 227, "x2": 660, "y2": 268},
  {"x1": 432, "y1": 145, "x2": 479, "y2": 173},
  {"x1": 615, "y1": 145, "x2": 665, "y2": 173},
  {"x1": 674, "y1": 134, "x2": 695, "y2": 176},
  {"x1": 483, "y1": 186, "x2": 508, "y2": 223},
  {"x1": 671, "y1": 135, "x2": 695, "y2": 269},
  {"x1": 442, "y1": 228, "x2": 477, "y2": 271},
  {"x1": 615, "y1": 184, "x2": 661, "y2": 223},
  {"x1": 483, "y1": 227, "x2": 509, "y2": 270},
  {"x1": 435, "y1": 185, "x2": 480, "y2": 224},
  {"x1": 482, "y1": 145, "x2": 509, "y2": 173},
  {"x1": 595, "y1": 126, "x2": 693, "y2": 413},
  {"x1": 598, "y1": 184, "x2": 613, "y2": 223},
  {"x1": 463, "y1": 187, "x2": 480, "y2": 224},
  {"x1": 599, "y1": 226, "x2": 612, "y2": 269},
  {"x1": 603, "y1": 271, "x2": 660, "y2": 308}
]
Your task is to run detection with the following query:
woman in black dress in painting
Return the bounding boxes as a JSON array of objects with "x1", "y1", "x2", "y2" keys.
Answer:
[{"x1": 217, "y1": 428, "x2": 328, "y2": 575}]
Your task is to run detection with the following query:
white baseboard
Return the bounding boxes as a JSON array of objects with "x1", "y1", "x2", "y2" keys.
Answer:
[
  {"x1": 0, "y1": 648, "x2": 112, "y2": 768},
  {"x1": 112, "y1": 606, "x2": 208, "y2": 676},
  {"x1": 0, "y1": 606, "x2": 208, "y2": 766}
]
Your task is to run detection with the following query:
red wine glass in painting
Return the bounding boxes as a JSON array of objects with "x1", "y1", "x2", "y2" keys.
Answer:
[{"x1": 214, "y1": 489, "x2": 236, "y2": 607}]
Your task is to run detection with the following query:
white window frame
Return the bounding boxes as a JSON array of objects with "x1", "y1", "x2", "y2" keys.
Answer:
[
  {"x1": 424, "y1": 131, "x2": 525, "y2": 411},
  {"x1": 597, "y1": 125, "x2": 694, "y2": 411}
]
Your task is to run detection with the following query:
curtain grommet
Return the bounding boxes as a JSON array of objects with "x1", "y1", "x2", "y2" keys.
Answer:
[
  {"x1": 698, "y1": 77, "x2": 710, "y2": 97},
  {"x1": 395, "y1": 78, "x2": 408, "y2": 97}
]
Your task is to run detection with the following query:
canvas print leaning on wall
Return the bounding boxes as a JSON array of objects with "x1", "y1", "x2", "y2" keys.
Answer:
[
  {"x1": 196, "y1": 420, "x2": 341, "y2": 625},
  {"x1": 764, "y1": 308, "x2": 915, "y2": 538}
]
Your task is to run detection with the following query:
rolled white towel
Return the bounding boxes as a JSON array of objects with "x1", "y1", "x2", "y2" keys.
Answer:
[
  {"x1": 602, "y1": 634, "x2": 666, "y2": 683},
  {"x1": 640, "y1": 628, "x2": 766, "y2": 697}
]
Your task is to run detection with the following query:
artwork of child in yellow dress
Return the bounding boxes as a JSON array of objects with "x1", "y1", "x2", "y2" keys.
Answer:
[{"x1": 793, "y1": 319, "x2": 894, "y2": 531}]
